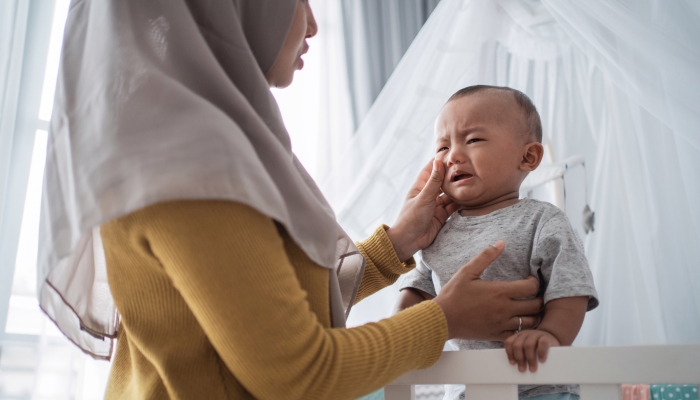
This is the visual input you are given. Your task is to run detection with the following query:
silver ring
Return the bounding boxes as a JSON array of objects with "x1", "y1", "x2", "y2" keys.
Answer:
[{"x1": 516, "y1": 317, "x2": 523, "y2": 333}]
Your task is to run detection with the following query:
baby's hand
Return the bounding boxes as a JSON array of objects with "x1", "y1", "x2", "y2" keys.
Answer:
[{"x1": 504, "y1": 330, "x2": 560, "y2": 372}]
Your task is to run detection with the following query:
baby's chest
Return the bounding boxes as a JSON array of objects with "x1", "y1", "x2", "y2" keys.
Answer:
[{"x1": 421, "y1": 224, "x2": 535, "y2": 293}]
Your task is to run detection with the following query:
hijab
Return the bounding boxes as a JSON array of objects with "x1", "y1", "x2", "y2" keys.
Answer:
[{"x1": 38, "y1": 0, "x2": 364, "y2": 360}]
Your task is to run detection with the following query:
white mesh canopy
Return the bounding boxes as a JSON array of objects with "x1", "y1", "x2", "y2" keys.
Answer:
[{"x1": 324, "y1": 0, "x2": 700, "y2": 344}]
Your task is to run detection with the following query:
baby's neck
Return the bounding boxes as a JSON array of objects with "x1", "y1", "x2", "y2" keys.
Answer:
[{"x1": 458, "y1": 191, "x2": 521, "y2": 217}]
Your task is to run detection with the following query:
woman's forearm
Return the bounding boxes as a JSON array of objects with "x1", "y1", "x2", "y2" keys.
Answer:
[
  {"x1": 354, "y1": 225, "x2": 416, "y2": 304},
  {"x1": 145, "y1": 201, "x2": 446, "y2": 400}
]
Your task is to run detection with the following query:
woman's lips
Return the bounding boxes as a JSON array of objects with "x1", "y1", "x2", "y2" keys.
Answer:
[{"x1": 297, "y1": 43, "x2": 309, "y2": 70}]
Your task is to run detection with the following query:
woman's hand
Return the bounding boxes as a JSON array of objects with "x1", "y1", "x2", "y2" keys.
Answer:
[
  {"x1": 386, "y1": 159, "x2": 460, "y2": 261},
  {"x1": 433, "y1": 240, "x2": 543, "y2": 341}
]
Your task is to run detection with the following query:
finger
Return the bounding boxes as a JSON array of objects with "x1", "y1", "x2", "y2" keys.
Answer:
[
  {"x1": 538, "y1": 337, "x2": 552, "y2": 363},
  {"x1": 518, "y1": 315, "x2": 541, "y2": 331},
  {"x1": 504, "y1": 336, "x2": 516, "y2": 365},
  {"x1": 506, "y1": 315, "x2": 540, "y2": 331},
  {"x1": 512, "y1": 335, "x2": 527, "y2": 372},
  {"x1": 407, "y1": 159, "x2": 435, "y2": 198},
  {"x1": 436, "y1": 192, "x2": 451, "y2": 206},
  {"x1": 497, "y1": 330, "x2": 515, "y2": 341},
  {"x1": 433, "y1": 196, "x2": 455, "y2": 225},
  {"x1": 458, "y1": 240, "x2": 505, "y2": 279},
  {"x1": 416, "y1": 159, "x2": 446, "y2": 202},
  {"x1": 510, "y1": 297, "x2": 544, "y2": 317},
  {"x1": 444, "y1": 200, "x2": 460, "y2": 216},
  {"x1": 498, "y1": 275, "x2": 540, "y2": 300},
  {"x1": 524, "y1": 335, "x2": 539, "y2": 372},
  {"x1": 436, "y1": 194, "x2": 460, "y2": 218},
  {"x1": 507, "y1": 316, "x2": 518, "y2": 332}
]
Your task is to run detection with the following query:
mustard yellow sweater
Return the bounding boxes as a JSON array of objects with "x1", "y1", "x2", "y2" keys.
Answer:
[{"x1": 100, "y1": 201, "x2": 447, "y2": 400}]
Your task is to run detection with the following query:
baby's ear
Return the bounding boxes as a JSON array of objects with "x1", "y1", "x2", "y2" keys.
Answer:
[{"x1": 519, "y1": 142, "x2": 544, "y2": 172}]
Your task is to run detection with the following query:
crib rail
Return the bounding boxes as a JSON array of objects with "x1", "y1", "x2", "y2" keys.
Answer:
[{"x1": 385, "y1": 345, "x2": 700, "y2": 400}]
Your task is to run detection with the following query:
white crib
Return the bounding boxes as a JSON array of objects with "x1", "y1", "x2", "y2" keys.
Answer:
[
  {"x1": 381, "y1": 156, "x2": 700, "y2": 399},
  {"x1": 385, "y1": 345, "x2": 700, "y2": 400}
]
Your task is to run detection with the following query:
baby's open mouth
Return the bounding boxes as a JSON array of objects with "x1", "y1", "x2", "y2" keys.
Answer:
[{"x1": 453, "y1": 173, "x2": 473, "y2": 182}]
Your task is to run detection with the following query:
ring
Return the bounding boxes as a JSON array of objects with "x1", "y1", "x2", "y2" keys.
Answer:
[{"x1": 516, "y1": 317, "x2": 523, "y2": 333}]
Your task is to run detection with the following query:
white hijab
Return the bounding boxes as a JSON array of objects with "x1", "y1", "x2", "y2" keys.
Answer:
[{"x1": 38, "y1": 0, "x2": 364, "y2": 360}]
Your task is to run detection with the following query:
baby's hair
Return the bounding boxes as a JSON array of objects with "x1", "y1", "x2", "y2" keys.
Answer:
[{"x1": 447, "y1": 85, "x2": 542, "y2": 143}]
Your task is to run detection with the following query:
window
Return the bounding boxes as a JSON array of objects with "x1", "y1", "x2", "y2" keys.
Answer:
[{"x1": 0, "y1": 1, "x2": 111, "y2": 398}]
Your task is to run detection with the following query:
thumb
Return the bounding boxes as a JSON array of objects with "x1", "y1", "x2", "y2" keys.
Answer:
[
  {"x1": 418, "y1": 159, "x2": 445, "y2": 201},
  {"x1": 460, "y1": 240, "x2": 505, "y2": 279}
]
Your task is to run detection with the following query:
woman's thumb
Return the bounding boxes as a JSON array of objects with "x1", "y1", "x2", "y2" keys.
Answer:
[
  {"x1": 461, "y1": 240, "x2": 505, "y2": 278},
  {"x1": 420, "y1": 159, "x2": 445, "y2": 200}
]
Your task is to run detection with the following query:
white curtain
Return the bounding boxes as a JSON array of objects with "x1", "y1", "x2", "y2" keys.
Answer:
[
  {"x1": 340, "y1": 0, "x2": 441, "y2": 129},
  {"x1": 323, "y1": 0, "x2": 700, "y2": 345},
  {"x1": 270, "y1": 0, "x2": 355, "y2": 184},
  {"x1": 0, "y1": 0, "x2": 31, "y2": 333},
  {"x1": 312, "y1": 0, "x2": 356, "y2": 183},
  {"x1": 1, "y1": 0, "x2": 113, "y2": 398}
]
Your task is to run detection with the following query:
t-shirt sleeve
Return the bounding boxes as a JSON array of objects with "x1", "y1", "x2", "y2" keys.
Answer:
[
  {"x1": 399, "y1": 256, "x2": 438, "y2": 297},
  {"x1": 532, "y1": 211, "x2": 599, "y2": 311}
]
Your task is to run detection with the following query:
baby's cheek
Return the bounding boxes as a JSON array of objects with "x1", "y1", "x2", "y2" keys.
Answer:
[
  {"x1": 441, "y1": 183, "x2": 457, "y2": 201},
  {"x1": 441, "y1": 174, "x2": 452, "y2": 190}
]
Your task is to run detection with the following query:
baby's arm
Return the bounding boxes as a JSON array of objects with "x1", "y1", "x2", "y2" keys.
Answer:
[
  {"x1": 504, "y1": 296, "x2": 588, "y2": 372},
  {"x1": 392, "y1": 288, "x2": 435, "y2": 315},
  {"x1": 394, "y1": 259, "x2": 437, "y2": 315}
]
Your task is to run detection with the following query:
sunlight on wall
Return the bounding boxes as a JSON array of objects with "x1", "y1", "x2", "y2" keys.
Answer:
[
  {"x1": 271, "y1": 35, "x2": 322, "y2": 180},
  {"x1": 6, "y1": 130, "x2": 49, "y2": 335},
  {"x1": 38, "y1": 0, "x2": 70, "y2": 121}
]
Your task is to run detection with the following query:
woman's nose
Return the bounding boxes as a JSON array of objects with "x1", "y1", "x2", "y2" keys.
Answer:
[{"x1": 305, "y1": 3, "x2": 318, "y2": 38}]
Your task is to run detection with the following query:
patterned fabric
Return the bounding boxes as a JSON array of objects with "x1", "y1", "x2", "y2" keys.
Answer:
[
  {"x1": 650, "y1": 385, "x2": 699, "y2": 400},
  {"x1": 356, "y1": 387, "x2": 581, "y2": 400},
  {"x1": 526, "y1": 394, "x2": 580, "y2": 400},
  {"x1": 416, "y1": 385, "x2": 446, "y2": 400},
  {"x1": 357, "y1": 386, "x2": 448, "y2": 400},
  {"x1": 622, "y1": 384, "x2": 651, "y2": 400}
]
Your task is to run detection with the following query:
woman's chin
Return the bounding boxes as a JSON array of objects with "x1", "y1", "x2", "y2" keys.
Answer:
[{"x1": 271, "y1": 74, "x2": 295, "y2": 89}]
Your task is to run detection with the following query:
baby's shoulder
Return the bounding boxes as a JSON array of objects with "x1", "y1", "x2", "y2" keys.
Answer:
[
  {"x1": 519, "y1": 198, "x2": 567, "y2": 223},
  {"x1": 521, "y1": 200, "x2": 581, "y2": 246}
]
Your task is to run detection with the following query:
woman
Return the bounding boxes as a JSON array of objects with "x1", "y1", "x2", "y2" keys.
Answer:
[{"x1": 38, "y1": 0, "x2": 542, "y2": 399}]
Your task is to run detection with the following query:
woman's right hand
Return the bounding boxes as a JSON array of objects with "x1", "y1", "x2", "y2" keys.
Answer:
[{"x1": 433, "y1": 240, "x2": 542, "y2": 341}]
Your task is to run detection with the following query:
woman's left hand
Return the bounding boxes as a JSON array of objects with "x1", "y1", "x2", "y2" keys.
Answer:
[{"x1": 386, "y1": 159, "x2": 460, "y2": 261}]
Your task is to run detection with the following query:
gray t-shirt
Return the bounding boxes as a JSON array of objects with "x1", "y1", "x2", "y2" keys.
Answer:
[{"x1": 400, "y1": 199, "x2": 599, "y2": 399}]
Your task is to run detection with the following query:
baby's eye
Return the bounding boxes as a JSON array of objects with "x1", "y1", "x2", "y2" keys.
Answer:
[
  {"x1": 466, "y1": 138, "x2": 482, "y2": 144},
  {"x1": 437, "y1": 146, "x2": 448, "y2": 153}
]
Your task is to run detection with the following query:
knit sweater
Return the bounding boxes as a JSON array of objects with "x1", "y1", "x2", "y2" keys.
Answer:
[{"x1": 100, "y1": 200, "x2": 447, "y2": 400}]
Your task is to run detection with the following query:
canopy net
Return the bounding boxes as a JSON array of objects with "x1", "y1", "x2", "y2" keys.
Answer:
[{"x1": 322, "y1": 0, "x2": 700, "y2": 345}]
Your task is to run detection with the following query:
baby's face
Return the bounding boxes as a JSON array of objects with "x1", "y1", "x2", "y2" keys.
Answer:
[{"x1": 435, "y1": 92, "x2": 530, "y2": 208}]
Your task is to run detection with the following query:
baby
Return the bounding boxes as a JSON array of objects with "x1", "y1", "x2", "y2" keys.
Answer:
[{"x1": 395, "y1": 85, "x2": 599, "y2": 400}]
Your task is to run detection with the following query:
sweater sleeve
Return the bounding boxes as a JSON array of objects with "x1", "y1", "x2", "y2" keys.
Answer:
[
  {"x1": 139, "y1": 201, "x2": 446, "y2": 400},
  {"x1": 354, "y1": 225, "x2": 417, "y2": 303}
]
